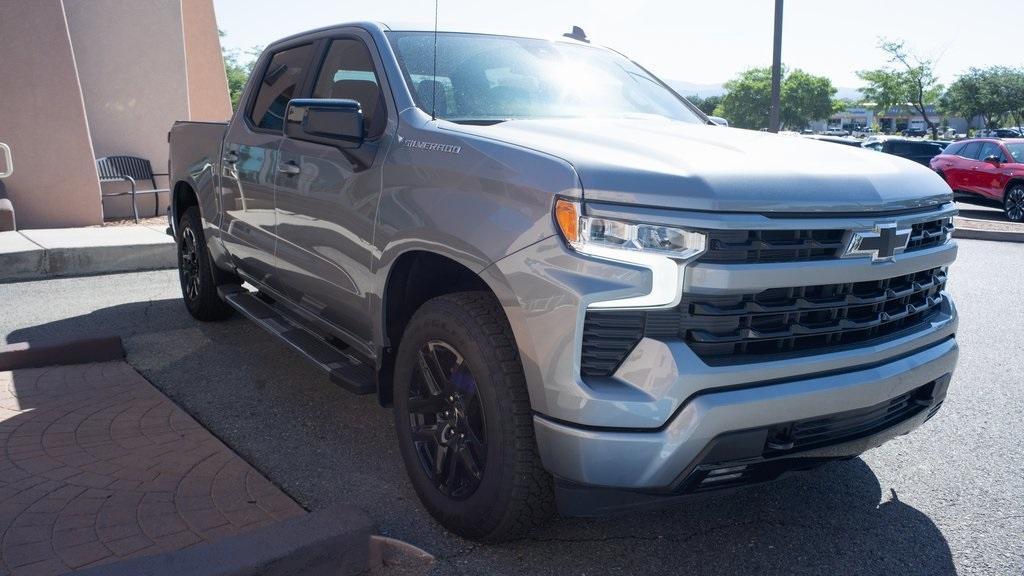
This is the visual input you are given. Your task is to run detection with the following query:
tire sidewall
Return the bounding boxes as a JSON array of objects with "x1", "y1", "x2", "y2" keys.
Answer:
[
  {"x1": 392, "y1": 300, "x2": 515, "y2": 535},
  {"x1": 177, "y1": 209, "x2": 201, "y2": 310}
]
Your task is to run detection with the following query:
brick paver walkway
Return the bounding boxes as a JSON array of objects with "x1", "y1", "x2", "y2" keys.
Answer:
[{"x1": 0, "y1": 361, "x2": 305, "y2": 576}]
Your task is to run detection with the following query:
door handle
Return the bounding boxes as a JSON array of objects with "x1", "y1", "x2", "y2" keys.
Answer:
[
  {"x1": 0, "y1": 142, "x2": 12, "y2": 178},
  {"x1": 277, "y1": 161, "x2": 301, "y2": 176},
  {"x1": 224, "y1": 150, "x2": 239, "y2": 164}
]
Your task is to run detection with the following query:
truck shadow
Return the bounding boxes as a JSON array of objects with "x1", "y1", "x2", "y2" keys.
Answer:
[{"x1": 6, "y1": 299, "x2": 956, "y2": 576}]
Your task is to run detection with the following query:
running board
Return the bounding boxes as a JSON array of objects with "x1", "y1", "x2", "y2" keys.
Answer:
[{"x1": 217, "y1": 285, "x2": 375, "y2": 395}]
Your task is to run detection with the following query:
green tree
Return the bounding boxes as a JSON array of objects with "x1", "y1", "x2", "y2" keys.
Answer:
[
  {"x1": 990, "y1": 67, "x2": 1024, "y2": 131},
  {"x1": 858, "y1": 39, "x2": 944, "y2": 139},
  {"x1": 940, "y1": 67, "x2": 1024, "y2": 131},
  {"x1": 219, "y1": 29, "x2": 260, "y2": 110},
  {"x1": 941, "y1": 68, "x2": 992, "y2": 128},
  {"x1": 715, "y1": 67, "x2": 838, "y2": 130},
  {"x1": 780, "y1": 69, "x2": 840, "y2": 130},
  {"x1": 687, "y1": 94, "x2": 723, "y2": 116},
  {"x1": 716, "y1": 68, "x2": 773, "y2": 129}
]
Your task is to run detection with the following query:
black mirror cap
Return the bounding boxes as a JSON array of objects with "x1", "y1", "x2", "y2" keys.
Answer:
[
  {"x1": 284, "y1": 98, "x2": 364, "y2": 149},
  {"x1": 984, "y1": 154, "x2": 1001, "y2": 165}
]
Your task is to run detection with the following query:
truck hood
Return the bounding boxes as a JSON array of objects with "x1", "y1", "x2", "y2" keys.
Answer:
[{"x1": 446, "y1": 118, "x2": 952, "y2": 213}]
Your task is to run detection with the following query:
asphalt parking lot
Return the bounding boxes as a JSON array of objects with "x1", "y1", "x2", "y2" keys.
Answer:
[{"x1": 2, "y1": 237, "x2": 1022, "y2": 576}]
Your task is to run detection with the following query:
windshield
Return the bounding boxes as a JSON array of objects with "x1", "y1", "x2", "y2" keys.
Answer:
[
  {"x1": 386, "y1": 32, "x2": 703, "y2": 124},
  {"x1": 1006, "y1": 143, "x2": 1024, "y2": 162}
]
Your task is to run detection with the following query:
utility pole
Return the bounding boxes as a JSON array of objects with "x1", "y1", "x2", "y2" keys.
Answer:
[{"x1": 769, "y1": 0, "x2": 784, "y2": 133}]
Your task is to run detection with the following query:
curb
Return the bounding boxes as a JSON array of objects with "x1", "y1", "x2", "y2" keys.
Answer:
[
  {"x1": 67, "y1": 504, "x2": 384, "y2": 576},
  {"x1": 0, "y1": 335, "x2": 125, "y2": 370},
  {"x1": 367, "y1": 535, "x2": 436, "y2": 575},
  {"x1": 953, "y1": 227, "x2": 1024, "y2": 243},
  {"x1": 0, "y1": 242, "x2": 176, "y2": 282}
]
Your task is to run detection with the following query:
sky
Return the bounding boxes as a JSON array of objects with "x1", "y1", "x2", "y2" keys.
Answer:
[{"x1": 213, "y1": 0, "x2": 1017, "y2": 94}]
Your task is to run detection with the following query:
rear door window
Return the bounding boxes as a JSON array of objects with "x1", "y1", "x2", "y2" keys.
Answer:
[
  {"x1": 978, "y1": 142, "x2": 1005, "y2": 162},
  {"x1": 249, "y1": 43, "x2": 314, "y2": 131}
]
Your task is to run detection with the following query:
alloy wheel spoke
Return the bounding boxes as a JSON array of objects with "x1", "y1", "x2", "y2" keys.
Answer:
[
  {"x1": 442, "y1": 442, "x2": 460, "y2": 488},
  {"x1": 411, "y1": 424, "x2": 439, "y2": 444},
  {"x1": 433, "y1": 443, "x2": 450, "y2": 482},
  {"x1": 417, "y1": 348, "x2": 449, "y2": 396},
  {"x1": 408, "y1": 394, "x2": 445, "y2": 414},
  {"x1": 456, "y1": 442, "x2": 482, "y2": 480}
]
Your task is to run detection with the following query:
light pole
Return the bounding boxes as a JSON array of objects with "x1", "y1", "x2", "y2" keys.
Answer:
[{"x1": 769, "y1": 0, "x2": 783, "y2": 133}]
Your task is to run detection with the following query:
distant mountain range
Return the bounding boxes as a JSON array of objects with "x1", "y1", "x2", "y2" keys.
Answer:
[{"x1": 666, "y1": 80, "x2": 863, "y2": 101}]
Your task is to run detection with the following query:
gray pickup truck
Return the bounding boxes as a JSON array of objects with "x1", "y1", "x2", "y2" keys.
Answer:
[{"x1": 168, "y1": 22, "x2": 959, "y2": 541}]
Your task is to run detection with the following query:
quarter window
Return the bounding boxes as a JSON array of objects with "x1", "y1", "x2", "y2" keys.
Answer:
[
  {"x1": 959, "y1": 142, "x2": 982, "y2": 160},
  {"x1": 943, "y1": 142, "x2": 963, "y2": 156},
  {"x1": 313, "y1": 39, "x2": 386, "y2": 138},
  {"x1": 250, "y1": 44, "x2": 313, "y2": 131}
]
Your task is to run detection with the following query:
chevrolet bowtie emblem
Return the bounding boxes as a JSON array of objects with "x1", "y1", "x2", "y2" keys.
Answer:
[{"x1": 843, "y1": 223, "x2": 911, "y2": 262}]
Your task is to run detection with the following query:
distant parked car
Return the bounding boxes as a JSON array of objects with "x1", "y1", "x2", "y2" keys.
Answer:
[
  {"x1": 902, "y1": 127, "x2": 928, "y2": 137},
  {"x1": 931, "y1": 138, "x2": 1024, "y2": 221},
  {"x1": 823, "y1": 127, "x2": 849, "y2": 136},
  {"x1": 974, "y1": 128, "x2": 1020, "y2": 138},
  {"x1": 864, "y1": 138, "x2": 945, "y2": 166}
]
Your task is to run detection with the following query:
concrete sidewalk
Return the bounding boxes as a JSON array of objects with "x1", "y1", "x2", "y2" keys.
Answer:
[{"x1": 0, "y1": 226, "x2": 174, "y2": 283}]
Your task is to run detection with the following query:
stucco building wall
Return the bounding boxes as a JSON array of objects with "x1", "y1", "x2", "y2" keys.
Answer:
[
  {"x1": 182, "y1": 0, "x2": 233, "y2": 122},
  {"x1": 0, "y1": 0, "x2": 103, "y2": 228},
  {"x1": 64, "y1": 0, "x2": 191, "y2": 219},
  {"x1": 0, "y1": 0, "x2": 228, "y2": 228}
]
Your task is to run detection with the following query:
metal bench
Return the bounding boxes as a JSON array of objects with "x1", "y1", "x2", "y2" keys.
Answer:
[{"x1": 97, "y1": 155, "x2": 169, "y2": 223}]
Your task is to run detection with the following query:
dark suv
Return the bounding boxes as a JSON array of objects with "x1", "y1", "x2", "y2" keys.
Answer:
[{"x1": 864, "y1": 138, "x2": 946, "y2": 166}]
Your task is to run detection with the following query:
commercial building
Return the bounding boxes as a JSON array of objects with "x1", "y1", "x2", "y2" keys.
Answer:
[{"x1": 810, "y1": 105, "x2": 977, "y2": 135}]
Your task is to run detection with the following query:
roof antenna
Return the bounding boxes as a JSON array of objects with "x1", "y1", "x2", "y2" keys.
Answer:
[
  {"x1": 563, "y1": 25, "x2": 589, "y2": 43},
  {"x1": 431, "y1": 0, "x2": 439, "y2": 121}
]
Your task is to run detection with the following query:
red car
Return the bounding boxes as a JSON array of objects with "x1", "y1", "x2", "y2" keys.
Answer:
[{"x1": 931, "y1": 138, "x2": 1024, "y2": 221}]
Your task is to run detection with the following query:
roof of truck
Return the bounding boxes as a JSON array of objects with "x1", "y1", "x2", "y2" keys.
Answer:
[{"x1": 267, "y1": 21, "x2": 596, "y2": 49}]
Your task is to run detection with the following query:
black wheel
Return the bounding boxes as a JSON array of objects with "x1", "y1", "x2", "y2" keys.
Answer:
[
  {"x1": 177, "y1": 206, "x2": 237, "y2": 321},
  {"x1": 1004, "y1": 184, "x2": 1024, "y2": 222},
  {"x1": 393, "y1": 292, "x2": 554, "y2": 542}
]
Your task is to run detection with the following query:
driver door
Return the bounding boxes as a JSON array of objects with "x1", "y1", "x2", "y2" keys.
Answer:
[{"x1": 273, "y1": 32, "x2": 394, "y2": 349}]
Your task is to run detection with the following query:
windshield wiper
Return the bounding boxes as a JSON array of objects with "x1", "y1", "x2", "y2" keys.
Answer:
[{"x1": 444, "y1": 118, "x2": 509, "y2": 126}]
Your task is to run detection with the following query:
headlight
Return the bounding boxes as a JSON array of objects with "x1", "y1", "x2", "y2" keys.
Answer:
[
  {"x1": 554, "y1": 199, "x2": 707, "y2": 309},
  {"x1": 555, "y1": 199, "x2": 706, "y2": 259}
]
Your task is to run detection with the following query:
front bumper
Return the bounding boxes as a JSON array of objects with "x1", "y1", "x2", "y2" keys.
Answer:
[{"x1": 534, "y1": 334, "x2": 957, "y2": 495}]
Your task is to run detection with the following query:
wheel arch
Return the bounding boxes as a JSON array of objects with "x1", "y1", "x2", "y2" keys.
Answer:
[
  {"x1": 171, "y1": 180, "x2": 199, "y2": 236},
  {"x1": 374, "y1": 249, "x2": 536, "y2": 409}
]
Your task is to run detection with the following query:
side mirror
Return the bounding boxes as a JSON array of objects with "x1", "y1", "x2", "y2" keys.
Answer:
[
  {"x1": 984, "y1": 154, "x2": 1001, "y2": 166},
  {"x1": 284, "y1": 99, "x2": 364, "y2": 149}
]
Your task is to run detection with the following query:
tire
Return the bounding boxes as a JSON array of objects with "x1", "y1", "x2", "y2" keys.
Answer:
[
  {"x1": 1004, "y1": 183, "x2": 1024, "y2": 222},
  {"x1": 176, "y1": 206, "x2": 237, "y2": 321},
  {"x1": 392, "y1": 291, "x2": 554, "y2": 541}
]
